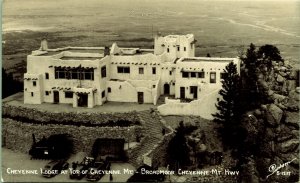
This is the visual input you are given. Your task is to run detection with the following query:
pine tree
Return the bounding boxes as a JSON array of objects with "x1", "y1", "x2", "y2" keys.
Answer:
[
  {"x1": 167, "y1": 121, "x2": 190, "y2": 171},
  {"x1": 257, "y1": 44, "x2": 283, "y2": 71},
  {"x1": 213, "y1": 62, "x2": 243, "y2": 149},
  {"x1": 240, "y1": 43, "x2": 261, "y2": 110}
]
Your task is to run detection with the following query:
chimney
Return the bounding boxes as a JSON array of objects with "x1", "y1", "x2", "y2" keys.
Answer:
[
  {"x1": 104, "y1": 46, "x2": 110, "y2": 56},
  {"x1": 40, "y1": 39, "x2": 48, "y2": 51}
]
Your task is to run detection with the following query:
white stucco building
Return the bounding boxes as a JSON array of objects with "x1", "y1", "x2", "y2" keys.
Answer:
[{"x1": 24, "y1": 34, "x2": 240, "y2": 119}]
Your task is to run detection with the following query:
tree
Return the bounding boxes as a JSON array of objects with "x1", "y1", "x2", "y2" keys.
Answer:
[
  {"x1": 213, "y1": 62, "x2": 244, "y2": 150},
  {"x1": 240, "y1": 43, "x2": 263, "y2": 110},
  {"x1": 2, "y1": 68, "x2": 23, "y2": 99},
  {"x1": 167, "y1": 121, "x2": 190, "y2": 171},
  {"x1": 257, "y1": 44, "x2": 283, "y2": 71}
]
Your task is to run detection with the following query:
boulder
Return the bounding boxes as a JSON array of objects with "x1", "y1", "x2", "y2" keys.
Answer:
[
  {"x1": 296, "y1": 87, "x2": 300, "y2": 94},
  {"x1": 286, "y1": 90, "x2": 300, "y2": 111},
  {"x1": 261, "y1": 104, "x2": 267, "y2": 111},
  {"x1": 259, "y1": 79, "x2": 269, "y2": 90},
  {"x1": 279, "y1": 71, "x2": 287, "y2": 77},
  {"x1": 258, "y1": 73, "x2": 264, "y2": 79},
  {"x1": 280, "y1": 66, "x2": 287, "y2": 72},
  {"x1": 279, "y1": 139, "x2": 299, "y2": 153},
  {"x1": 285, "y1": 112, "x2": 299, "y2": 129},
  {"x1": 277, "y1": 133, "x2": 293, "y2": 143},
  {"x1": 277, "y1": 152, "x2": 299, "y2": 167},
  {"x1": 267, "y1": 89, "x2": 274, "y2": 96},
  {"x1": 254, "y1": 109, "x2": 262, "y2": 117},
  {"x1": 278, "y1": 61, "x2": 284, "y2": 67},
  {"x1": 288, "y1": 69, "x2": 298, "y2": 80},
  {"x1": 276, "y1": 74, "x2": 285, "y2": 83},
  {"x1": 272, "y1": 93, "x2": 287, "y2": 103},
  {"x1": 264, "y1": 128, "x2": 276, "y2": 141},
  {"x1": 286, "y1": 80, "x2": 296, "y2": 93},
  {"x1": 265, "y1": 104, "x2": 283, "y2": 126},
  {"x1": 288, "y1": 90, "x2": 300, "y2": 101}
]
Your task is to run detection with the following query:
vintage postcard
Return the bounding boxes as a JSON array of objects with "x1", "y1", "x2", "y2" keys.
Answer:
[{"x1": 2, "y1": 0, "x2": 299, "y2": 182}]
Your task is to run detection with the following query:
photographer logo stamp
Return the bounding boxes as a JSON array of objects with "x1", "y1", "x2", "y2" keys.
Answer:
[{"x1": 266, "y1": 158, "x2": 297, "y2": 179}]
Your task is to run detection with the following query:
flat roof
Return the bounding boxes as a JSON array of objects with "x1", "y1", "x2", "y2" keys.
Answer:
[
  {"x1": 60, "y1": 56, "x2": 102, "y2": 60},
  {"x1": 35, "y1": 47, "x2": 104, "y2": 56},
  {"x1": 181, "y1": 57, "x2": 235, "y2": 62}
]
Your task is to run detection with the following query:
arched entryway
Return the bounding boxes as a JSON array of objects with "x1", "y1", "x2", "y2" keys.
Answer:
[{"x1": 164, "y1": 83, "x2": 170, "y2": 95}]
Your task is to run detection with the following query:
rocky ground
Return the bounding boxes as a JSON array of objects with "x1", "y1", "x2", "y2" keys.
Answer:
[{"x1": 241, "y1": 62, "x2": 299, "y2": 182}]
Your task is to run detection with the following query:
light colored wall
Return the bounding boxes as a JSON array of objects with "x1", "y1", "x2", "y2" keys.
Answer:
[
  {"x1": 106, "y1": 80, "x2": 155, "y2": 104},
  {"x1": 159, "y1": 63, "x2": 176, "y2": 95},
  {"x1": 25, "y1": 54, "x2": 106, "y2": 106},
  {"x1": 157, "y1": 89, "x2": 220, "y2": 120},
  {"x1": 110, "y1": 55, "x2": 161, "y2": 81},
  {"x1": 154, "y1": 34, "x2": 195, "y2": 59},
  {"x1": 174, "y1": 58, "x2": 240, "y2": 99},
  {"x1": 24, "y1": 74, "x2": 43, "y2": 104},
  {"x1": 97, "y1": 56, "x2": 110, "y2": 105}
]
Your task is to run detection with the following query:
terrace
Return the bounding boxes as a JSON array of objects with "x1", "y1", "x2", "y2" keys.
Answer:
[{"x1": 3, "y1": 92, "x2": 155, "y2": 113}]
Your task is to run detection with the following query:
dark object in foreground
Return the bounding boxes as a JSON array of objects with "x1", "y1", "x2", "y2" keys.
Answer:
[
  {"x1": 127, "y1": 165, "x2": 165, "y2": 182},
  {"x1": 69, "y1": 157, "x2": 95, "y2": 180},
  {"x1": 86, "y1": 159, "x2": 111, "y2": 182},
  {"x1": 29, "y1": 134, "x2": 73, "y2": 159},
  {"x1": 41, "y1": 160, "x2": 69, "y2": 178}
]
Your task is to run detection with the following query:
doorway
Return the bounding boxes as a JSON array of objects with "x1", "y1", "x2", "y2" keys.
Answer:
[
  {"x1": 91, "y1": 138, "x2": 125, "y2": 161},
  {"x1": 53, "y1": 91, "x2": 59, "y2": 104},
  {"x1": 180, "y1": 87, "x2": 185, "y2": 99},
  {"x1": 138, "y1": 92, "x2": 144, "y2": 104},
  {"x1": 190, "y1": 86, "x2": 198, "y2": 99},
  {"x1": 78, "y1": 93, "x2": 88, "y2": 107},
  {"x1": 164, "y1": 83, "x2": 170, "y2": 95}
]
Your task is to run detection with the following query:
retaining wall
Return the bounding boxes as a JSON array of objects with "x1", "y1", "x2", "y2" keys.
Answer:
[{"x1": 2, "y1": 118, "x2": 143, "y2": 154}]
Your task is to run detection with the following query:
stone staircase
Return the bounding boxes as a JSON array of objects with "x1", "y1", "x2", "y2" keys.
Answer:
[{"x1": 128, "y1": 110, "x2": 165, "y2": 167}]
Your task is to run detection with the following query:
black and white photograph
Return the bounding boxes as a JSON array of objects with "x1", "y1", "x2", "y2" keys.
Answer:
[{"x1": 2, "y1": 0, "x2": 300, "y2": 182}]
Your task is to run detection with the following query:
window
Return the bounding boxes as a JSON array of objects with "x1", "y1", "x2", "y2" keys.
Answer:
[
  {"x1": 220, "y1": 72, "x2": 228, "y2": 80},
  {"x1": 198, "y1": 72, "x2": 205, "y2": 78},
  {"x1": 65, "y1": 91, "x2": 73, "y2": 98},
  {"x1": 101, "y1": 66, "x2": 106, "y2": 78},
  {"x1": 45, "y1": 73, "x2": 49, "y2": 79},
  {"x1": 152, "y1": 67, "x2": 156, "y2": 74},
  {"x1": 102, "y1": 91, "x2": 105, "y2": 98},
  {"x1": 210, "y1": 72, "x2": 216, "y2": 83},
  {"x1": 55, "y1": 67, "x2": 94, "y2": 80},
  {"x1": 182, "y1": 72, "x2": 189, "y2": 78},
  {"x1": 108, "y1": 87, "x2": 111, "y2": 93},
  {"x1": 169, "y1": 71, "x2": 172, "y2": 75},
  {"x1": 153, "y1": 85, "x2": 156, "y2": 88},
  {"x1": 191, "y1": 72, "x2": 196, "y2": 78},
  {"x1": 177, "y1": 47, "x2": 180, "y2": 51},
  {"x1": 45, "y1": 91, "x2": 49, "y2": 96},
  {"x1": 167, "y1": 48, "x2": 169, "y2": 53},
  {"x1": 71, "y1": 71, "x2": 78, "y2": 79},
  {"x1": 31, "y1": 92, "x2": 34, "y2": 97},
  {"x1": 139, "y1": 67, "x2": 144, "y2": 74},
  {"x1": 117, "y1": 66, "x2": 130, "y2": 73},
  {"x1": 33, "y1": 81, "x2": 36, "y2": 86},
  {"x1": 184, "y1": 47, "x2": 186, "y2": 51}
]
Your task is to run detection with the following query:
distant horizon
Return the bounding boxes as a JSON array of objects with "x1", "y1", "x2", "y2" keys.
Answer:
[{"x1": 2, "y1": 0, "x2": 300, "y2": 68}]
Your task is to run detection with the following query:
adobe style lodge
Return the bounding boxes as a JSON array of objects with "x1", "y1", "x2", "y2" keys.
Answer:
[{"x1": 24, "y1": 34, "x2": 240, "y2": 119}]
